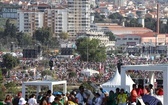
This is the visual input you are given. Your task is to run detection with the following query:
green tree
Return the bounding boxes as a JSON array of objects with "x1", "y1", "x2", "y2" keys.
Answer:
[
  {"x1": 17, "y1": 32, "x2": 33, "y2": 48},
  {"x1": 3, "y1": 19, "x2": 17, "y2": 38},
  {"x1": 108, "y1": 12, "x2": 123, "y2": 22},
  {"x1": 105, "y1": 32, "x2": 115, "y2": 41},
  {"x1": 3, "y1": 19, "x2": 11, "y2": 37},
  {"x1": 125, "y1": 18, "x2": 142, "y2": 27},
  {"x1": 0, "y1": 70, "x2": 5, "y2": 100},
  {"x1": 145, "y1": 17, "x2": 156, "y2": 32},
  {"x1": 3, "y1": 53, "x2": 20, "y2": 70},
  {"x1": 4, "y1": 82, "x2": 18, "y2": 95},
  {"x1": 94, "y1": 12, "x2": 105, "y2": 22},
  {"x1": 33, "y1": 27, "x2": 52, "y2": 45},
  {"x1": 59, "y1": 32, "x2": 69, "y2": 39},
  {"x1": 76, "y1": 38, "x2": 106, "y2": 62},
  {"x1": 48, "y1": 37, "x2": 59, "y2": 48}
]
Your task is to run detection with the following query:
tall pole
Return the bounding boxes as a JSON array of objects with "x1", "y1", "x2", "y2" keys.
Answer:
[
  {"x1": 87, "y1": 38, "x2": 88, "y2": 68},
  {"x1": 157, "y1": 3, "x2": 159, "y2": 34}
]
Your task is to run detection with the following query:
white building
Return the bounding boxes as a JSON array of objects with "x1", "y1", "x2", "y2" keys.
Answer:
[
  {"x1": 44, "y1": 7, "x2": 68, "y2": 36},
  {"x1": 17, "y1": 9, "x2": 44, "y2": 35},
  {"x1": 68, "y1": 0, "x2": 91, "y2": 36},
  {"x1": 86, "y1": 31, "x2": 115, "y2": 47}
]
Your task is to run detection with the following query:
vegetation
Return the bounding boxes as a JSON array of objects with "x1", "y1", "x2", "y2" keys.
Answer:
[
  {"x1": 105, "y1": 31, "x2": 115, "y2": 41},
  {"x1": 3, "y1": 53, "x2": 20, "y2": 70},
  {"x1": 94, "y1": 12, "x2": 106, "y2": 23},
  {"x1": 59, "y1": 32, "x2": 69, "y2": 39},
  {"x1": 33, "y1": 27, "x2": 52, "y2": 45},
  {"x1": 76, "y1": 38, "x2": 106, "y2": 62},
  {"x1": 0, "y1": 70, "x2": 5, "y2": 100}
]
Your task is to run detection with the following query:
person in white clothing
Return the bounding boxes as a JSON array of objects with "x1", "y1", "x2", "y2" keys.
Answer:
[
  {"x1": 28, "y1": 94, "x2": 37, "y2": 105},
  {"x1": 94, "y1": 93, "x2": 102, "y2": 105},
  {"x1": 76, "y1": 86, "x2": 89, "y2": 105},
  {"x1": 47, "y1": 90, "x2": 55, "y2": 104}
]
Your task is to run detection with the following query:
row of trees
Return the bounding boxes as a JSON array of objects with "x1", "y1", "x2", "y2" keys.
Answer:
[{"x1": 0, "y1": 19, "x2": 64, "y2": 50}]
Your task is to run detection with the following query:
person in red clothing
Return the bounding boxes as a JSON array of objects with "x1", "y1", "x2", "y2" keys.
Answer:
[
  {"x1": 130, "y1": 84, "x2": 138, "y2": 103},
  {"x1": 136, "y1": 84, "x2": 144, "y2": 97},
  {"x1": 157, "y1": 86, "x2": 163, "y2": 95}
]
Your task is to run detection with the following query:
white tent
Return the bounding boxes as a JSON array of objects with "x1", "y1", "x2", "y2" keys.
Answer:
[
  {"x1": 101, "y1": 69, "x2": 135, "y2": 92},
  {"x1": 81, "y1": 68, "x2": 99, "y2": 76}
]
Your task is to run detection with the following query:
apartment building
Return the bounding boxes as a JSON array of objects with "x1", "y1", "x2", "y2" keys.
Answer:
[
  {"x1": 68, "y1": 0, "x2": 91, "y2": 36},
  {"x1": 17, "y1": 9, "x2": 44, "y2": 35},
  {"x1": 44, "y1": 7, "x2": 68, "y2": 36}
]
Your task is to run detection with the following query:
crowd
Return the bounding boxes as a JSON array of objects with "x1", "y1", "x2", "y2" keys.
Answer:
[
  {"x1": 4, "y1": 54, "x2": 168, "y2": 85},
  {"x1": 1, "y1": 83, "x2": 164, "y2": 105}
]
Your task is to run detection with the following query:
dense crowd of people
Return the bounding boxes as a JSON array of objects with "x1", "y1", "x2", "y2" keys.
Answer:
[
  {"x1": 4, "y1": 54, "x2": 168, "y2": 85},
  {"x1": 1, "y1": 83, "x2": 164, "y2": 105}
]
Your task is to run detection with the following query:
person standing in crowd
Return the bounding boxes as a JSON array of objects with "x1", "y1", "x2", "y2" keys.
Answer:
[
  {"x1": 5, "y1": 95, "x2": 12, "y2": 105},
  {"x1": 99, "y1": 88, "x2": 105, "y2": 102},
  {"x1": 93, "y1": 93, "x2": 102, "y2": 105},
  {"x1": 13, "y1": 92, "x2": 26, "y2": 105},
  {"x1": 28, "y1": 94, "x2": 37, "y2": 105},
  {"x1": 114, "y1": 88, "x2": 120, "y2": 105},
  {"x1": 51, "y1": 97, "x2": 62, "y2": 105},
  {"x1": 136, "y1": 84, "x2": 143, "y2": 97},
  {"x1": 117, "y1": 89, "x2": 127, "y2": 105},
  {"x1": 140, "y1": 87, "x2": 162, "y2": 105},
  {"x1": 106, "y1": 90, "x2": 116, "y2": 105},
  {"x1": 130, "y1": 84, "x2": 138, "y2": 104},
  {"x1": 76, "y1": 85, "x2": 89, "y2": 105},
  {"x1": 149, "y1": 84, "x2": 154, "y2": 96},
  {"x1": 157, "y1": 85, "x2": 163, "y2": 96},
  {"x1": 18, "y1": 97, "x2": 27, "y2": 105},
  {"x1": 39, "y1": 96, "x2": 48, "y2": 105},
  {"x1": 47, "y1": 90, "x2": 55, "y2": 104}
]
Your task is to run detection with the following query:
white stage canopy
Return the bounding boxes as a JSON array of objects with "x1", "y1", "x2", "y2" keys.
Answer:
[
  {"x1": 101, "y1": 69, "x2": 135, "y2": 92},
  {"x1": 22, "y1": 80, "x2": 67, "y2": 98}
]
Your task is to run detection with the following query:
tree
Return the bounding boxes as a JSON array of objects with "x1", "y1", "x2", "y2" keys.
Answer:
[
  {"x1": 33, "y1": 27, "x2": 52, "y2": 45},
  {"x1": 3, "y1": 53, "x2": 20, "y2": 70},
  {"x1": 3, "y1": 19, "x2": 17, "y2": 38},
  {"x1": 17, "y1": 32, "x2": 33, "y2": 48},
  {"x1": 108, "y1": 12, "x2": 123, "y2": 22},
  {"x1": 94, "y1": 12, "x2": 105, "y2": 22},
  {"x1": 0, "y1": 70, "x2": 5, "y2": 100},
  {"x1": 59, "y1": 32, "x2": 69, "y2": 39},
  {"x1": 125, "y1": 18, "x2": 142, "y2": 27},
  {"x1": 76, "y1": 38, "x2": 106, "y2": 62},
  {"x1": 145, "y1": 17, "x2": 156, "y2": 32},
  {"x1": 4, "y1": 82, "x2": 18, "y2": 95},
  {"x1": 105, "y1": 32, "x2": 115, "y2": 41}
]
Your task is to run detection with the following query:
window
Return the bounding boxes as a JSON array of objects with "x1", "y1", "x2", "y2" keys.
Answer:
[
  {"x1": 123, "y1": 38, "x2": 127, "y2": 40},
  {"x1": 128, "y1": 38, "x2": 132, "y2": 40},
  {"x1": 117, "y1": 38, "x2": 121, "y2": 40},
  {"x1": 134, "y1": 38, "x2": 139, "y2": 40}
]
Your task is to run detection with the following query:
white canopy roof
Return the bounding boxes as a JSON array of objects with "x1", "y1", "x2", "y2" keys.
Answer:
[
  {"x1": 102, "y1": 69, "x2": 134, "y2": 87},
  {"x1": 101, "y1": 69, "x2": 135, "y2": 92}
]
